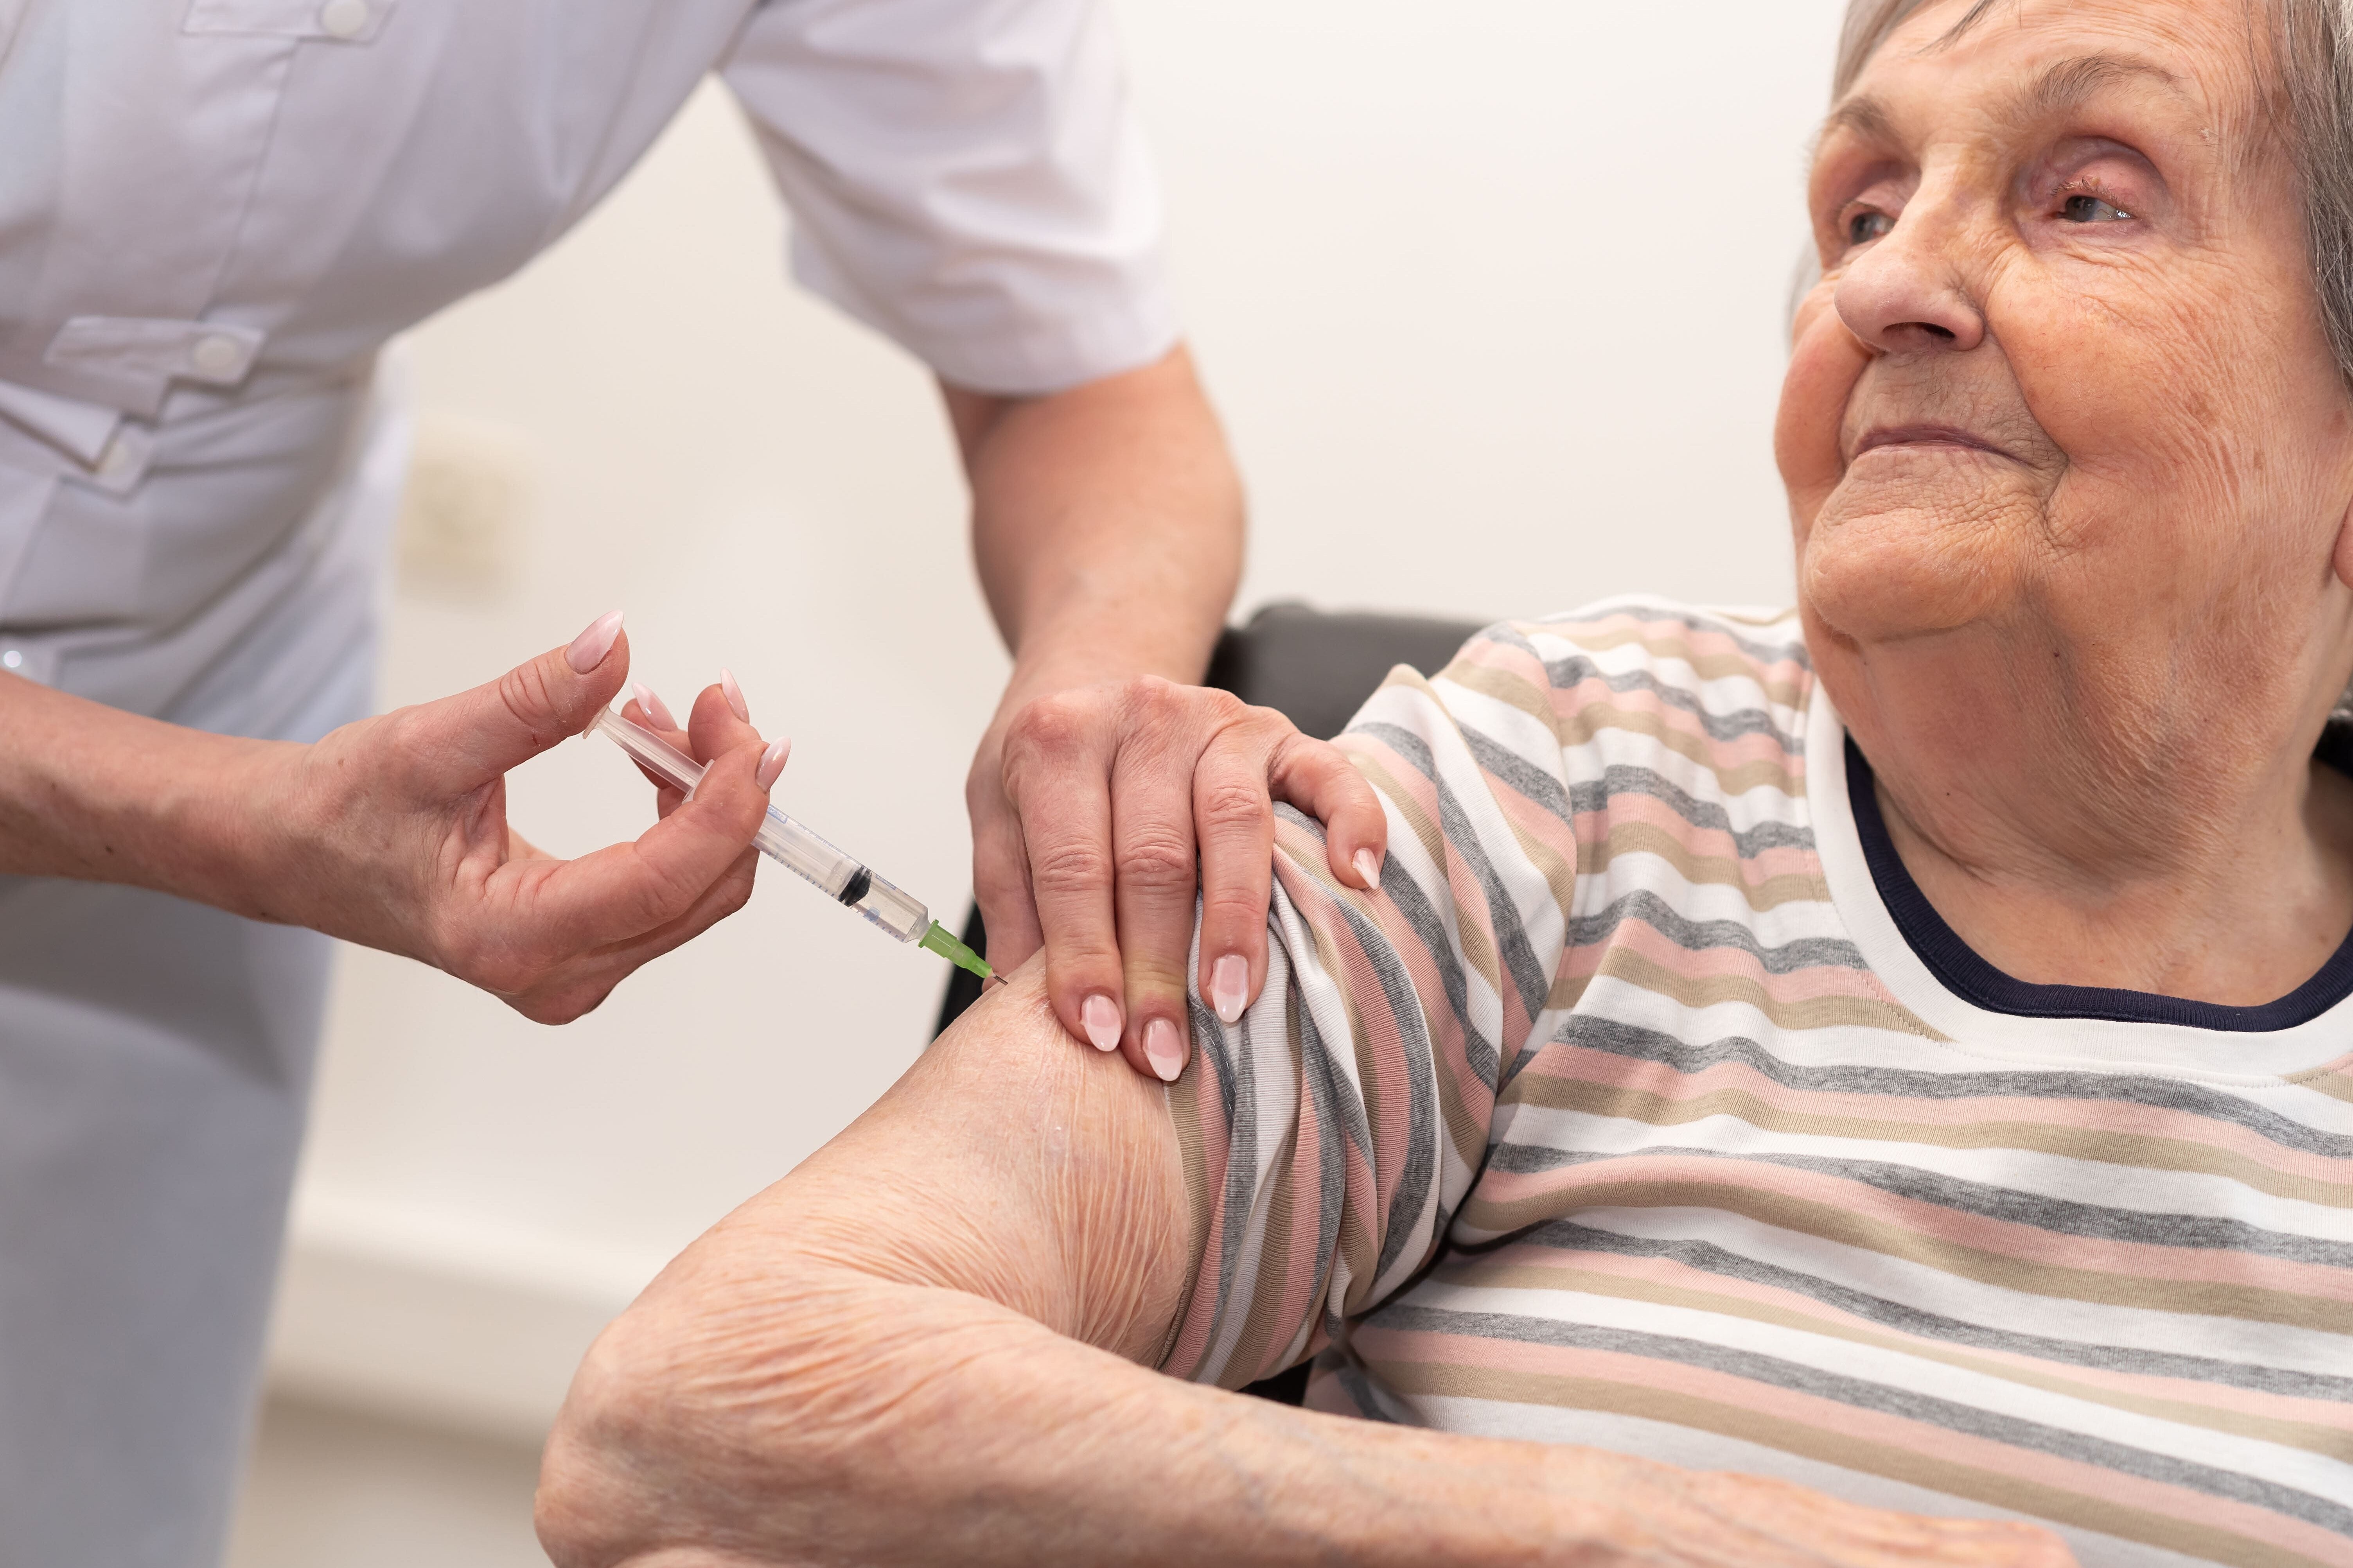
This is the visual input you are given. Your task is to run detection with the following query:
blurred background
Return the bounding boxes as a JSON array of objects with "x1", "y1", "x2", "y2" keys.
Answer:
[{"x1": 225, "y1": 1, "x2": 1846, "y2": 1561}]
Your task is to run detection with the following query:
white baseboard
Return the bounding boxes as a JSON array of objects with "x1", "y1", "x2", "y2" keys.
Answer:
[{"x1": 264, "y1": 1193, "x2": 666, "y2": 1447}]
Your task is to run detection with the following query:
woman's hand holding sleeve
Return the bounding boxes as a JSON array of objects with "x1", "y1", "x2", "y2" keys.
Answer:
[
  {"x1": 976, "y1": 675, "x2": 1389, "y2": 1083},
  {"x1": 0, "y1": 611, "x2": 783, "y2": 1023}
]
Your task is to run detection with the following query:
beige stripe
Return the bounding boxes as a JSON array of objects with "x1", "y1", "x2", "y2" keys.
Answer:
[
  {"x1": 1455, "y1": 1178, "x2": 2353, "y2": 1335},
  {"x1": 2291, "y1": 1067, "x2": 2353, "y2": 1107},
  {"x1": 1551, "y1": 947, "x2": 1943, "y2": 1040},
  {"x1": 1503, "y1": 623, "x2": 1811, "y2": 709},
  {"x1": 1581, "y1": 821, "x2": 1828, "y2": 912},
  {"x1": 1499, "y1": 1078, "x2": 2353, "y2": 1209},
  {"x1": 1445, "y1": 663, "x2": 1805, "y2": 798},
  {"x1": 1448, "y1": 1260, "x2": 2353, "y2": 1462},
  {"x1": 1369, "y1": 1360, "x2": 2335, "y2": 1568},
  {"x1": 1160, "y1": 1066, "x2": 1215, "y2": 1373}
]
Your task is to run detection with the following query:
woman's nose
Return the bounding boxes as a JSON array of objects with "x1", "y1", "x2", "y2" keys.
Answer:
[{"x1": 1834, "y1": 208, "x2": 1985, "y2": 355}]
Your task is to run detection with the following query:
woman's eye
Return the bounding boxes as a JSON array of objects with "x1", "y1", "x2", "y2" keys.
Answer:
[
  {"x1": 2060, "y1": 193, "x2": 2133, "y2": 223},
  {"x1": 1846, "y1": 210, "x2": 1894, "y2": 246}
]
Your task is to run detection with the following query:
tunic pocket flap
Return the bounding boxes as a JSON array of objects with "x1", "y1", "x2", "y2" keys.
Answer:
[{"x1": 183, "y1": 0, "x2": 396, "y2": 43}]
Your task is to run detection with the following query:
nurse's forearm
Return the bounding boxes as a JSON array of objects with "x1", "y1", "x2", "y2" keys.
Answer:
[
  {"x1": 0, "y1": 670, "x2": 288, "y2": 901},
  {"x1": 945, "y1": 342, "x2": 1243, "y2": 700}
]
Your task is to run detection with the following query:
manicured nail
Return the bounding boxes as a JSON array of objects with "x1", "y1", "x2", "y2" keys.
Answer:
[
  {"x1": 630, "y1": 682, "x2": 677, "y2": 731},
  {"x1": 1211, "y1": 954, "x2": 1249, "y2": 1024},
  {"x1": 756, "y1": 736, "x2": 793, "y2": 791},
  {"x1": 565, "y1": 610, "x2": 624, "y2": 674},
  {"x1": 1145, "y1": 1018, "x2": 1186, "y2": 1082},
  {"x1": 720, "y1": 667, "x2": 749, "y2": 722},
  {"x1": 1081, "y1": 994, "x2": 1122, "y2": 1052},
  {"x1": 1353, "y1": 849, "x2": 1383, "y2": 892}
]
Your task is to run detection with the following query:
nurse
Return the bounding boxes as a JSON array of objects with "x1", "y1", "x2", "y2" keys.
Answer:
[{"x1": 0, "y1": 2, "x2": 1385, "y2": 1563}]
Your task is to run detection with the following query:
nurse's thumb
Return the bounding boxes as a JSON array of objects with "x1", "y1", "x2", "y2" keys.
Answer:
[{"x1": 420, "y1": 611, "x2": 631, "y2": 784}]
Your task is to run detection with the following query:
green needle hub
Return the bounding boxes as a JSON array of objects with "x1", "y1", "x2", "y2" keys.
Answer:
[{"x1": 919, "y1": 920, "x2": 995, "y2": 981}]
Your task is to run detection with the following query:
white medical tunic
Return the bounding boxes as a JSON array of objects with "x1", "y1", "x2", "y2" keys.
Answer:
[{"x1": 0, "y1": 3, "x2": 1174, "y2": 1562}]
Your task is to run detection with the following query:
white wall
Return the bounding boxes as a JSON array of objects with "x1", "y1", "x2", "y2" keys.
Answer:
[{"x1": 236, "y1": 1, "x2": 1846, "y2": 1558}]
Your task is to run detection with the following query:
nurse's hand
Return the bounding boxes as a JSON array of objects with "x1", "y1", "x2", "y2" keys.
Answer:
[
  {"x1": 970, "y1": 677, "x2": 1388, "y2": 1084},
  {"x1": 265, "y1": 612, "x2": 787, "y2": 1024}
]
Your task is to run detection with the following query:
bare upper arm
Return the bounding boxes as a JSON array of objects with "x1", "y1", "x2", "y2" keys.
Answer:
[{"x1": 652, "y1": 962, "x2": 1193, "y2": 1365}]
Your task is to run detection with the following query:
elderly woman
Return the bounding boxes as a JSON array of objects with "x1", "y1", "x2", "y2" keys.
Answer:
[{"x1": 533, "y1": 0, "x2": 2353, "y2": 1563}]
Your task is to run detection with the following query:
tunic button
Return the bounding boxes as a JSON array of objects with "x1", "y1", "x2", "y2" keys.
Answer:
[
  {"x1": 190, "y1": 334, "x2": 244, "y2": 377},
  {"x1": 1, "y1": 651, "x2": 21, "y2": 671},
  {"x1": 318, "y1": 0, "x2": 369, "y2": 38}
]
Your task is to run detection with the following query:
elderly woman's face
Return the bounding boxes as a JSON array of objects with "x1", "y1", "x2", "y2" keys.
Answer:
[{"x1": 1780, "y1": 0, "x2": 2353, "y2": 659}]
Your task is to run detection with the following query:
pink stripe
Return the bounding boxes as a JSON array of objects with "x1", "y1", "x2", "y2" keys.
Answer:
[
  {"x1": 1466, "y1": 1153, "x2": 2353, "y2": 1307},
  {"x1": 1360, "y1": 1328, "x2": 2351, "y2": 1564},
  {"x1": 1514, "y1": 1044, "x2": 2353, "y2": 1188},
  {"x1": 1459, "y1": 1238, "x2": 2353, "y2": 1436}
]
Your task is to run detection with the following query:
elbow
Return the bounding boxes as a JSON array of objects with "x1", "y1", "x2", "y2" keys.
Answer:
[
  {"x1": 534, "y1": 1264, "x2": 842, "y2": 1568},
  {"x1": 532, "y1": 1245, "x2": 959, "y2": 1568},
  {"x1": 534, "y1": 1308, "x2": 688, "y2": 1568}
]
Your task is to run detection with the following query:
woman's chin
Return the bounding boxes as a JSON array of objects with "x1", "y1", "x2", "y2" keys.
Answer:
[{"x1": 1797, "y1": 501, "x2": 2024, "y2": 644}]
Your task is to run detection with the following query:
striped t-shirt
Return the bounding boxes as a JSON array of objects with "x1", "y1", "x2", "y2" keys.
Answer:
[{"x1": 1162, "y1": 599, "x2": 2353, "y2": 1568}]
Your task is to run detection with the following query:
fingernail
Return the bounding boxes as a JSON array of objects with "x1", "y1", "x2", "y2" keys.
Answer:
[
  {"x1": 630, "y1": 682, "x2": 677, "y2": 731},
  {"x1": 1145, "y1": 1018, "x2": 1186, "y2": 1083},
  {"x1": 755, "y1": 736, "x2": 793, "y2": 791},
  {"x1": 720, "y1": 667, "x2": 749, "y2": 722},
  {"x1": 1354, "y1": 848, "x2": 1383, "y2": 892},
  {"x1": 1081, "y1": 994, "x2": 1122, "y2": 1052},
  {"x1": 1211, "y1": 954, "x2": 1249, "y2": 1024},
  {"x1": 565, "y1": 610, "x2": 624, "y2": 674}
]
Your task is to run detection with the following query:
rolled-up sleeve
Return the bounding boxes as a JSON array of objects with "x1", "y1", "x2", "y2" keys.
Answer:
[
  {"x1": 720, "y1": 0, "x2": 1179, "y2": 395},
  {"x1": 1160, "y1": 627, "x2": 1578, "y2": 1389}
]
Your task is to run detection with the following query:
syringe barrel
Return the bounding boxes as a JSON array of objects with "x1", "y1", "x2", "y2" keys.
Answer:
[
  {"x1": 753, "y1": 809, "x2": 929, "y2": 944},
  {"x1": 593, "y1": 710, "x2": 928, "y2": 944}
]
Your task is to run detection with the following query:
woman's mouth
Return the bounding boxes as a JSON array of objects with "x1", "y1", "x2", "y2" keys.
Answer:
[{"x1": 1850, "y1": 423, "x2": 2012, "y2": 461}]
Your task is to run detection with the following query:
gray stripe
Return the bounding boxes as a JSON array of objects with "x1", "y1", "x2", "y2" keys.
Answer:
[
  {"x1": 1568, "y1": 765, "x2": 1817, "y2": 858},
  {"x1": 1327, "y1": 727, "x2": 1551, "y2": 1025},
  {"x1": 1483, "y1": 1142, "x2": 2353, "y2": 1272},
  {"x1": 1460, "y1": 726, "x2": 1574, "y2": 824},
  {"x1": 1202, "y1": 976, "x2": 1260, "y2": 1369},
  {"x1": 1539, "y1": 655, "x2": 1801, "y2": 750},
  {"x1": 1292, "y1": 986, "x2": 1354, "y2": 1353},
  {"x1": 1552, "y1": 1015, "x2": 2353, "y2": 1161},
  {"x1": 1277, "y1": 799, "x2": 1503, "y2": 1094},
  {"x1": 1323, "y1": 1349, "x2": 1404, "y2": 1424},
  {"x1": 1564, "y1": 890, "x2": 1872, "y2": 976},
  {"x1": 1321, "y1": 890, "x2": 1445, "y2": 1293},
  {"x1": 1514, "y1": 1220, "x2": 2353, "y2": 1402},
  {"x1": 1371, "y1": 1302, "x2": 2353, "y2": 1536}
]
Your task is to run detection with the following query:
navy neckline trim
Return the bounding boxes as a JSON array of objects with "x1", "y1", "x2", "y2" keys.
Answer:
[{"x1": 1843, "y1": 735, "x2": 2353, "y2": 1032}]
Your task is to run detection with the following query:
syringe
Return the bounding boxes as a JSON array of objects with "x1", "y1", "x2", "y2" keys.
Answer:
[{"x1": 588, "y1": 708, "x2": 992, "y2": 981}]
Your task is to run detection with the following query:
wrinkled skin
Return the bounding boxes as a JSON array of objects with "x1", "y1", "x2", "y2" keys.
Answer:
[
  {"x1": 535, "y1": 0, "x2": 2353, "y2": 1559},
  {"x1": 537, "y1": 969, "x2": 2069, "y2": 1568},
  {"x1": 1784, "y1": 0, "x2": 2353, "y2": 1001}
]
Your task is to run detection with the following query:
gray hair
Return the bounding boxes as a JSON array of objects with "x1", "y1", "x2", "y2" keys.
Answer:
[{"x1": 1833, "y1": 0, "x2": 2353, "y2": 391}]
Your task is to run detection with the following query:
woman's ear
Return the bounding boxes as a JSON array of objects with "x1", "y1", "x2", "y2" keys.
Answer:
[{"x1": 2335, "y1": 506, "x2": 2353, "y2": 593}]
